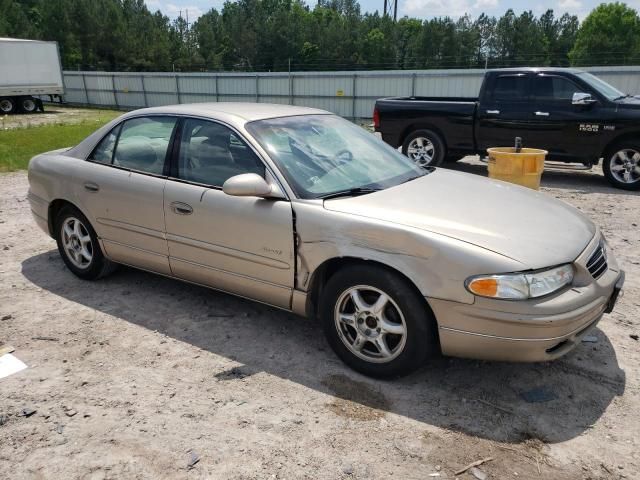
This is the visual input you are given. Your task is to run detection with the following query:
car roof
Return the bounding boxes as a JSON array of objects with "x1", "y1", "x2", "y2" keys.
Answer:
[
  {"x1": 121, "y1": 102, "x2": 331, "y2": 125},
  {"x1": 488, "y1": 67, "x2": 585, "y2": 74},
  {"x1": 65, "y1": 102, "x2": 332, "y2": 160}
]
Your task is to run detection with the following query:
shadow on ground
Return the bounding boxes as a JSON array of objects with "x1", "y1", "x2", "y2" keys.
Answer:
[
  {"x1": 22, "y1": 252, "x2": 625, "y2": 444},
  {"x1": 447, "y1": 158, "x2": 640, "y2": 196}
]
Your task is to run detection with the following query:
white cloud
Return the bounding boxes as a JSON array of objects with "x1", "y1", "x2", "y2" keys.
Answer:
[
  {"x1": 558, "y1": 0, "x2": 582, "y2": 9},
  {"x1": 401, "y1": 0, "x2": 499, "y2": 18},
  {"x1": 144, "y1": 1, "x2": 204, "y2": 20},
  {"x1": 402, "y1": 0, "x2": 474, "y2": 17}
]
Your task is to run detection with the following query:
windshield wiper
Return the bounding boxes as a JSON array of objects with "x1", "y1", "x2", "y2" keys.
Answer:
[
  {"x1": 613, "y1": 94, "x2": 630, "y2": 101},
  {"x1": 318, "y1": 187, "x2": 381, "y2": 200}
]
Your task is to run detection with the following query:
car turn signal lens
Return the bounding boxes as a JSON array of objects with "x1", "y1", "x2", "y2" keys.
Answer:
[{"x1": 467, "y1": 278, "x2": 498, "y2": 297}]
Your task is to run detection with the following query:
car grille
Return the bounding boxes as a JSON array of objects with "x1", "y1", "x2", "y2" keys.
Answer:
[{"x1": 586, "y1": 242, "x2": 608, "y2": 279}]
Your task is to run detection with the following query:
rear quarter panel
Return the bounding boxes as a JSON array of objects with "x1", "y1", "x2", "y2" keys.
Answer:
[{"x1": 376, "y1": 98, "x2": 477, "y2": 152}]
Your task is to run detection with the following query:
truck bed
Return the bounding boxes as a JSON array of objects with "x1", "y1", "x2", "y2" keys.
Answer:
[{"x1": 375, "y1": 97, "x2": 477, "y2": 152}]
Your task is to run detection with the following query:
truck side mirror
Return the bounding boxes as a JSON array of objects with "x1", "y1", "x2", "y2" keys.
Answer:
[{"x1": 572, "y1": 92, "x2": 596, "y2": 105}]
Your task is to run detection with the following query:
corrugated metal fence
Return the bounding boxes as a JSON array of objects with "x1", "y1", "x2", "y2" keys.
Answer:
[{"x1": 62, "y1": 66, "x2": 640, "y2": 119}]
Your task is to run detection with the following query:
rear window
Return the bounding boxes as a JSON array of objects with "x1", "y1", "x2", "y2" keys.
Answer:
[{"x1": 493, "y1": 75, "x2": 528, "y2": 102}]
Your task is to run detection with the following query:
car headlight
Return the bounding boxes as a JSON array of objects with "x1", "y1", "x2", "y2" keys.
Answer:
[{"x1": 466, "y1": 264, "x2": 574, "y2": 300}]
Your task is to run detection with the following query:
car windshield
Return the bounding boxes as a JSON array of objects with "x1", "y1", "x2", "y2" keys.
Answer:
[
  {"x1": 246, "y1": 114, "x2": 427, "y2": 199},
  {"x1": 576, "y1": 72, "x2": 626, "y2": 100}
]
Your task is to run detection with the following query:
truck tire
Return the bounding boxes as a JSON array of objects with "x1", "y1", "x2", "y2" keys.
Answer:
[
  {"x1": 0, "y1": 97, "x2": 16, "y2": 114},
  {"x1": 320, "y1": 264, "x2": 438, "y2": 378},
  {"x1": 603, "y1": 142, "x2": 640, "y2": 191},
  {"x1": 402, "y1": 129, "x2": 445, "y2": 167},
  {"x1": 20, "y1": 96, "x2": 37, "y2": 113}
]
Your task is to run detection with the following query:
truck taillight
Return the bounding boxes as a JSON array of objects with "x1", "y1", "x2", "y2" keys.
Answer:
[{"x1": 373, "y1": 107, "x2": 380, "y2": 130}]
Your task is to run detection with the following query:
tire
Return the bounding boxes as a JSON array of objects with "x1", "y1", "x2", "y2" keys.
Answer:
[
  {"x1": 20, "y1": 96, "x2": 37, "y2": 113},
  {"x1": 402, "y1": 129, "x2": 446, "y2": 168},
  {"x1": 603, "y1": 142, "x2": 640, "y2": 191},
  {"x1": 320, "y1": 264, "x2": 438, "y2": 378},
  {"x1": 55, "y1": 206, "x2": 117, "y2": 280},
  {"x1": 0, "y1": 97, "x2": 16, "y2": 114}
]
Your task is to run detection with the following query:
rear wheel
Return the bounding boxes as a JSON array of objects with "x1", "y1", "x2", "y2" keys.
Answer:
[
  {"x1": 320, "y1": 264, "x2": 438, "y2": 378},
  {"x1": 0, "y1": 97, "x2": 16, "y2": 114},
  {"x1": 402, "y1": 129, "x2": 445, "y2": 168},
  {"x1": 603, "y1": 142, "x2": 640, "y2": 190},
  {"x1": 20, "y1": 96, "x2": 37, "y2": 113},
  {"x1": 55, "y1": 206, "x2": 117, "y2": 280}
]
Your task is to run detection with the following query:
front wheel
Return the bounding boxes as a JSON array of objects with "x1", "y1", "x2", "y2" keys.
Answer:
[
  {"x1": 320, "y1": 264, "x2": 438, "y2": 378},
  {"x1": 603, "y1": 143, "x2": 640, "y2": 190},
  {"x1": 402, "y1": 129, "x2": 445, "y2": 168},
  {"x1": 55, "y1": 206, "x2": 117, "y2": 280}
]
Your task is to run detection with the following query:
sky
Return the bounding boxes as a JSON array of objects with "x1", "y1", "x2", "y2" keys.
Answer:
[{"x1": 144, "y1": 0, "x2": 636, "y2": 22}]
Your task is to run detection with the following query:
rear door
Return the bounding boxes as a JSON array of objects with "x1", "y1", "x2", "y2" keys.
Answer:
[
  {"x1": 163, "y1": 117, "x2": 295, "y2": 308},
  {"x1": 527, "y1": 73, "x2": 603, "y2": 162},
  {"x1": 476, "y1": 72, "x2": 533, "y2": 152},
  {"x1": 76, "y1": 116, "x2": 177, "y2": 275}
]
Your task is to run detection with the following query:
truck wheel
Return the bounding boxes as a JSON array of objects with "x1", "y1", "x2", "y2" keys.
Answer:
[
  {"x1": 402, "y1": 129, "x2": 445, "y2": 167},
  {"x1": 20, "y1": 96, "x2": 37, "y2": 113},
  {"x1": 603, "y1": 143, "x2": 640, "y2": 190},
  {"x1": 319, "y1": 264, "x2": 438, "y2": 378},
  {"x1": 0, "y1": 98, "x2": 16, "y2": 114}
]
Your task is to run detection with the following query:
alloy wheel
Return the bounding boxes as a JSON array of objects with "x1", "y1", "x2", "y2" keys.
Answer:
[
  {"x1": 407, "y1": 137, "x2": 435, "y2": 167},
  {"x1": 61, "y1": 217, "x2": 93, "y2": 269},
  {"x1": 334, "y1": 285, "x2": 407, "y2": 364},
  {"x1": 609, "y1": 149, "x2": 640, "y2": 185}
]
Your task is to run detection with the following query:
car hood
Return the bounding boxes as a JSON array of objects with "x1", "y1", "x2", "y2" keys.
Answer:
[{"x1": 323, "y1": 169, "x2": 596, "y2": 269}]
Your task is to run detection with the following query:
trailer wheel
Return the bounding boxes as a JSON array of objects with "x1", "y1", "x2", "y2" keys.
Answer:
[
  {"x1": 0, "y1": 98, "x2": 16, "y2": 114},
  {"x1": 20, "y1": 97, "x2": 37, "y2": 113},
  {"x1": 402, "y1": 129, "x2": 445, "y2": 167}
]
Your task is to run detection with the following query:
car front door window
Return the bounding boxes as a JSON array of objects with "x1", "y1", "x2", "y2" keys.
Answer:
[{"x1": 178, "y1": 119, "x2": 265, "y2": 186}]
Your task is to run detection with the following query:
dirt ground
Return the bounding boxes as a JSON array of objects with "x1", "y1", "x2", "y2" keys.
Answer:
[
  {"x1": 1, "y1": 106, "x2": 120, "y2": 130},
  {"x1": 0, "y1": 159, "x2": 639, "y2": 479}
]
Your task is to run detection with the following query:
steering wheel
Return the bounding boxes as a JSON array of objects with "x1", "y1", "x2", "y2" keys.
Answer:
[{"x1": 334, "y1": 149, "x2": 353, "y2": 164}]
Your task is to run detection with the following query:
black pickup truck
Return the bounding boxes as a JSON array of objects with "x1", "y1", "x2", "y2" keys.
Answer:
[{"x1": 374, "y1": 67, "x2": 640, "y2": 190}]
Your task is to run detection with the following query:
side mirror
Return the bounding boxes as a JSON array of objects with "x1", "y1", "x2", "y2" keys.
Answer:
[
  {"x1": 572, "y1": 92, "x2": 596, "y2": 105},
  {"x1": 222, "y1": 173, "x2": 282, "y2": 199}
]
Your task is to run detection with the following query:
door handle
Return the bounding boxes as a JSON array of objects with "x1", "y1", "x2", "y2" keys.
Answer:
[
  {"x1": 486, "y1": 110, "x2": 500, "y2": 114},
  {"x1": 170, "y1": 201, "x2": 193, "y2": 215},
  {"x1": 534, "y1": 111, "x2": 549, "y2": 116},
  {"x1": 84, "y1": 182, "x2": 100, "y2": 192}
]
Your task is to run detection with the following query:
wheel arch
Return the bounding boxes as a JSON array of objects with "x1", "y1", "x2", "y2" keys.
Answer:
[
  {"x1": 398, "y1": 122, "x2": 448, "y2": 152},
  {"x1": 600, "y1": 132, "x2": 640, "y2": 159},
  {"x1": 304, "y1": 256, "x2": 436, "y2": 321},
  {"x1": 47, "y1": 198, "x2": 88, "y2": 237}
]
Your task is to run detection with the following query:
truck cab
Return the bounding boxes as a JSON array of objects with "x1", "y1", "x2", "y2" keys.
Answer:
[{"x1": 375, "y1": 67, "x2": 640, "y2": 190}]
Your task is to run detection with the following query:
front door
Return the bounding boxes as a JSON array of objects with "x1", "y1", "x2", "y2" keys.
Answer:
[
  {"x1": 76, "y1": 115, "x2": 178, "y2": 275},
  {"x1": 476, "y1": 72, "x2": 533, "y2": 152},
  {"x1": 163, "y1": 117, "x2": 295, "y2": 308},
  {"x1": 527, "y1": 73, "x2": 604, "y2": 163}
]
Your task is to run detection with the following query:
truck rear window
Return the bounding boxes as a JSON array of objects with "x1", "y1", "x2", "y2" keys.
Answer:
[{"x1": 493, "y1": 75, "x2": 528, "y2": 102}]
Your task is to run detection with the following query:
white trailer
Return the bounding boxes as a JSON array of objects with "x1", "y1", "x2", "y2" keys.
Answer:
[{"x1": 0, "y1": 37, "x2": 64, "y2": 114}]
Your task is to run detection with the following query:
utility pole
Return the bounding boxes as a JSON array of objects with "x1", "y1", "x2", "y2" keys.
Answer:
[{"x1": 383, "y1": 0, "x2": 397, "y2": 21}]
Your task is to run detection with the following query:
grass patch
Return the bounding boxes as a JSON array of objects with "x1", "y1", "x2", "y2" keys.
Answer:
[{"x1": 0, "y1": 111, "x2": 120, "y2": 172}]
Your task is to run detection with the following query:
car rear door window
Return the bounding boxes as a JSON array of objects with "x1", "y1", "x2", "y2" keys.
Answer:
[
  {"x1": 177, "y1": 118, "x2": 265, "y2": 187},
  {"x1": 112, "y1": 116, "x2": 177, "y2": 175},
  {"x1": 492, "y1": 75, "x2": 529, "y2": 102},
  {"x1": 88, "y1": 124, "x2": 121, "y2": 164},
  {"x1": 533, "y1": 75, "x2": 581, "y2": 103}
]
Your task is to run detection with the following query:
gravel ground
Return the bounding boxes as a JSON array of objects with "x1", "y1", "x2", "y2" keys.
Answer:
[{"x1": 0, "y1": 160, "x2": 639, "y2": 479}]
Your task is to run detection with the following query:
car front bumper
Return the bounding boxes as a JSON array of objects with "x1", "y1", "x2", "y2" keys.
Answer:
[{"x1": 429, "y1": 235, "x2": 625, "y2": 362}]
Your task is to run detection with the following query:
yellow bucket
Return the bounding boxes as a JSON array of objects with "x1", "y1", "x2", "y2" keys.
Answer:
[{"x1": 487, "y1": 147, "x2": 547, "y2": 190}]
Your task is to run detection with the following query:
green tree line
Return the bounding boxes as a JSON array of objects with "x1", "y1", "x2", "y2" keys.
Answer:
[{"x1": 2, "y1": 0, "x2": 640, "y2": 71}]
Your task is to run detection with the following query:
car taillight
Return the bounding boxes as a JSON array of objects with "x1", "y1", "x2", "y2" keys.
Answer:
[{"x1": 373, "y1": 107, "x2": 380, "y2": 130}]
